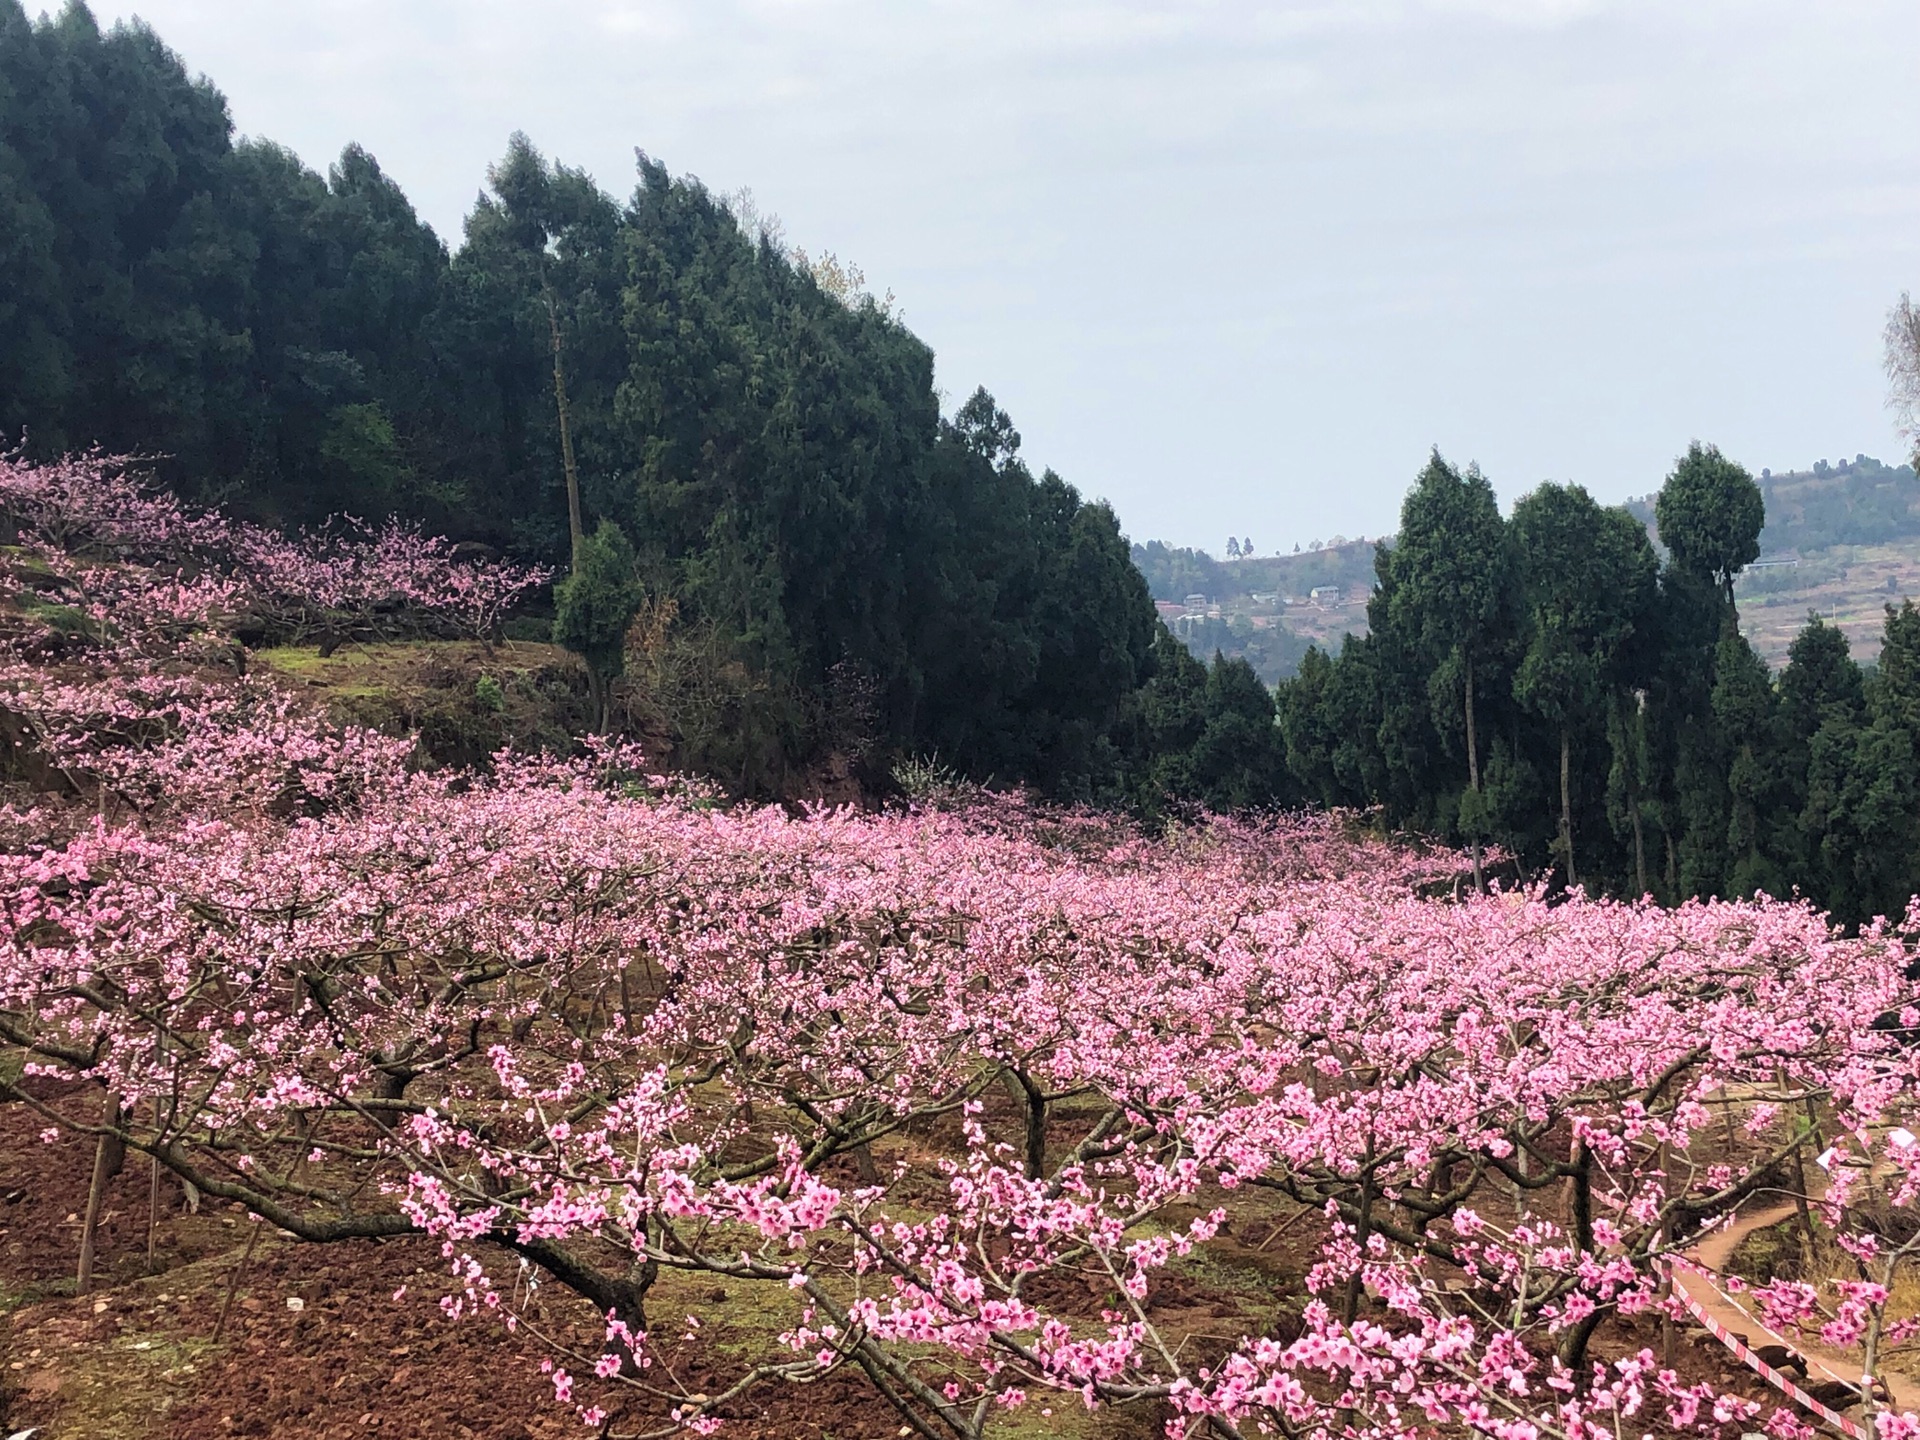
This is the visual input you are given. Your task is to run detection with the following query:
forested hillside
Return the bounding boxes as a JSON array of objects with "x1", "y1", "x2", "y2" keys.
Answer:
[{"x1": 0, "y1": 1, "x2": 1296, "y2": 808}]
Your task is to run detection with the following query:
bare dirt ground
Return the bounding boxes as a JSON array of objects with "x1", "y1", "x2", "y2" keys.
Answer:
[
  {"x1": 0, "y1": 1086, "x2": 1286, "y2": 1440},
  {"x1": 0, "y1": 1079, "x2": 904, "y2": 1440},
  {"x1": 0, "y1": 1071, "x2": 1892, "y2": 1438}
]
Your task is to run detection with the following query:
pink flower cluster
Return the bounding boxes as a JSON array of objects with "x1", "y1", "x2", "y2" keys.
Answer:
[{"x1": 0, "y1": 450, "x2": 550, "y2": 646}]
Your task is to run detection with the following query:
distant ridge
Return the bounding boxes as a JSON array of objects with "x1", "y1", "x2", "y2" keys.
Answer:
[
  {"x1": 1138, "y1": 454, "x2": 1920, "y2": 680},
  {"x1": 1623, "y1": 454, "x2": 1920, "y2": 554}
]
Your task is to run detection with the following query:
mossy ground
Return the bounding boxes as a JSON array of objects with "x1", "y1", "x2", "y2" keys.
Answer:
[{"x1": 256, "y1": 639, "x2": 603, "y2": 769}]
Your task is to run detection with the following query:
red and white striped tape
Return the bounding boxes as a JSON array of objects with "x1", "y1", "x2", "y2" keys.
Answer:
[{"x1": 1663, "y1": 1255, "x2": 1874, "y2": 1439}]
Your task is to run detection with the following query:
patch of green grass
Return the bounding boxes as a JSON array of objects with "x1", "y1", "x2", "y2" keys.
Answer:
[
  {"x1": 258, "y1": 639, "x2": 567, "y2": 683},
  {"x1": 641, "y1": 1246, "x2": 1140, "y2": 1437},
  {"x1": 1726, "y1": 1213, "x2": 1809, "y2": 1287},
  {"x1": 254, "y1": 645, "x2": 400, "y2": 699},
  {"x1": 43, "y1": 1328, "x2": 220, "y2": 1439},
  {"x1": 18, "y1": 594, "x2": 95, "y2": 637},
  {"x1": 252, "y1": 644, "x2": 328, "y2": 674},
  {"x1": 0, "y1": 1274, "x2": 74, "y2": 1317},
  {"x1": 1, "y1": 546, "x2": 60, "y2": 579}
]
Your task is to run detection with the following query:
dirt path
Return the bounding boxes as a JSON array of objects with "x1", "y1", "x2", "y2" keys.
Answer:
[{"x1": 1672, "y1": 1193, "x2": 1920, "y2": 1413}]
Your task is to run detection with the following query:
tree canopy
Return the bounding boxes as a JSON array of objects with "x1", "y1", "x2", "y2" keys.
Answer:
[
  {"x1": 1655, "y1": 442, "x2": 1765, "y2": 598},
  {"x1": 1269, "y1": 441, "x2": 1920, "y2": 927}
]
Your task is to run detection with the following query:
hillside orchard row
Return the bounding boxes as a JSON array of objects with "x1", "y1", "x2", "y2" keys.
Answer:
[{"x1": 2, "y1": 456, "x2": 1920, "y2": 1439}]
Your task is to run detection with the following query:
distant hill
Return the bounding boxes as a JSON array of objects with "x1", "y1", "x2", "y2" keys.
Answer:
[
  {"x1": 1139, "y1": 454, "x2": 1920, "y2": 682},
  {"x1": 1131, "y1": 539, "x2": 1378, "y2": 683},
  {"x1": 1621, "y1": 454, "x2": 1920, "y2": 666},
  {"x1": 1624, "y1": 454, "x2": 1920, "y2": 553},
  {"x1": 1754, "y1": 455, "x2": 1920, "y2": 551},
  {"x1": 1131, "y1": 538, "x2": 1379, "y2": 605}
]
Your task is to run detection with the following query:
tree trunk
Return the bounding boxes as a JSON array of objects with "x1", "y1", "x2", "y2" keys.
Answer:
[
  {"x1": 1343, "y1": 1166, "x2": 1375, "y2": 1325},
  {"x1": 1559, "y1": 724, "x2": 1576, "y2": 888},
  {"x1": 1780, "y1": 1066, "x2": 1821, "y2": 1265},
  {"x1": 1567, "y1": 1138, "x2": 1593, "y2": 1252},
  {"x1": 212, "y1": 1214, "x2": 265, "y2": 1340},
  {"x1": 1014, "y1": 1070, "x2": 1049, "y2": 1182},
  {"x1": 586, "y1": 667, "x2": 608, "y2": 735},
  {"x1": 1464, "y1": 654, "x2": 1480, "y2": 792},
  {"x1": 1556, "y1": 1145, "x2": 1609, "y2": 1371},
  {"x1": 147, "y1": 1150, "x2": 160, "y2": 1272},
  {"x1": 1624, "y1": 707, "x2": 1649, "y2": 899},
  {"x1": 77, "y1": 1090, "x2": 125, "y2": 1294},
  {"x1": 547, "y1": 290, "x2": 585, "y2": 577},
  {"x1": 1657, "y1": 1138, "x2": 1675, "y2": 1367},
  {"x1": 1464, "y1": 651, "x2": 1484, "y2": 891}
]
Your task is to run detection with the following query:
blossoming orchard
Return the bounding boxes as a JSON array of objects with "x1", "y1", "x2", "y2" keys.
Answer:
[{"x1": 8, "y1": 453, "x2": 1920, "y2": 1440}]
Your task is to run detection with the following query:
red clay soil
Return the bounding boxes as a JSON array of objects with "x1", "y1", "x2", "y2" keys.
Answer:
[
  {"x1": 151, "y1": 1240, "x2": 905, "y2": 1440},
  {"x1": 0, "y1": 1075, "x2": 1825, "y2": 1440},
  {"x1": 0, "y1": 1105, "x2": 1786, "y2": 1440},
  {"x1": 0, "y1": 1084, "x2": 912, "y2": 1440},
  {"x1": 3, "y1": 1229, "x2": 915, "y2": 1440},
  {"x1": 0, "y1": 1077, "x2": 235, "y2": 1294}
]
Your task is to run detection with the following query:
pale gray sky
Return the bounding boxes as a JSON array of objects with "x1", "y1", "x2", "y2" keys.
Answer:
[{"x1": 86, "y1": 0, "x2": 1920, "y2": 552}]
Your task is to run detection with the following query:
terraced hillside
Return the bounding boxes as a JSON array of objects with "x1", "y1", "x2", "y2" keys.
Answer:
[{"x1": 1736, "y1": 539, "x2": 1920, "y2": 666}]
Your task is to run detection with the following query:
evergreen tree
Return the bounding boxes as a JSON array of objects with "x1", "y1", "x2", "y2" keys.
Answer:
[
  {"x1": 1710, "y1": 624, "x2": 1784, "y2": 898},
  {"x1": 553, "y1": 520, "x2": 644, "y2": 731},
  {"x1": 1123, "y1": 628, "x2": 1210, "y2": 810},
  {"x1": 1798, "y1": 703, "x2": 1920, "y2": 927},
  {"x1": 1873, "y1": 601, "x2": 1920, "y2": 738},
  {"x1": 1779, "y1": 614, "x2": 1865, "y2": 779},
  {"x1": 1380, "y1": 452, "x2": 1512, "y2": 884},
  {"x1": 1654, "y1": 442, "x2": 1765, "y2": 605},
  {"x1": 1643, "y1": 447, "x2": 1763, "y2": 899},
  {"x1": 444, "y1": 131, "x2": 625, "y2": 552},
  {"x1": 1509, "y1": 484, "x2": 1657, "y2": 887},
  {"x1": 1277, "y1": 645, "x2": 1342, "y2": 806},
  {"x1": 1186, "y1": 655, "x2": 1285, "y2": 811}
]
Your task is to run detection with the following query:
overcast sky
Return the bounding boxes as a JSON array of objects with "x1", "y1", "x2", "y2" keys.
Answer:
[{"x1": 84, "y1": 0, "x2": 1920, "y2": 553}]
